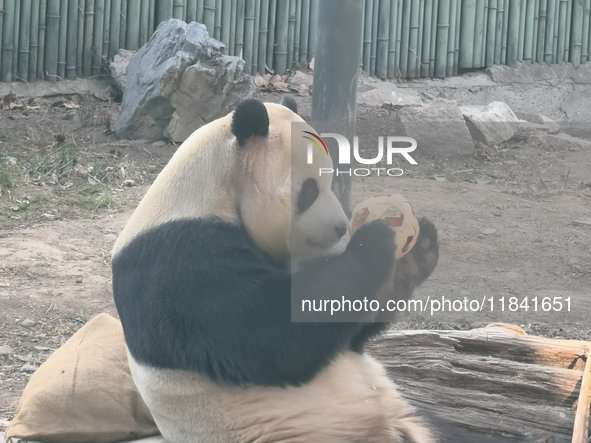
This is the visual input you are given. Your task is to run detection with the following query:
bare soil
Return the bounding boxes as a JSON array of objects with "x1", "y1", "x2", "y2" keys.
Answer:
[{"x1": 1, "y1": 89, "x2": 590, "y2": 431}]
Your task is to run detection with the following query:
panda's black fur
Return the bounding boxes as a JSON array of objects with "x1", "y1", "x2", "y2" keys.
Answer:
[{"x1": 113, "y1": 98, "x2": 400, "y2": 389}]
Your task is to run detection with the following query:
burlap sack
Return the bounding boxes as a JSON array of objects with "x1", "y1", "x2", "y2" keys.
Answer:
[{"x1": 5, "y1": 313, "x2": 160, "y2": 443}]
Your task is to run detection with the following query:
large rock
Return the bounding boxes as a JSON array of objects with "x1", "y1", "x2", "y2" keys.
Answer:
[
  {"x1": 113, "y1": 19, "x2": 254, "y2": 142},
  {"x1": 357, "y1": 82, "x2": 423, "y2": 108},
  {"x1": 394, "y1": 99, "x2": 475, "y2": 155},
  {"x1": 515, "y1": 112, "x2": 561, "y2": 134},
  {"x1": 460, "y1": 102, "x2": 519, "y2": 148}
]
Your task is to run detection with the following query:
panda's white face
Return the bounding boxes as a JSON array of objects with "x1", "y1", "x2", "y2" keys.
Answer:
[
  {"x1": 289, "y1": 143, "x2": 349, "y2": 259},
  {"x1": 237, "y1": 103, "x2": 349, "y2": 264}
]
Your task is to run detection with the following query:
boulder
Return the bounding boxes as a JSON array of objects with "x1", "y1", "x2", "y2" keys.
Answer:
[
  {"x1": 395, "y1": 99, "x2": 475, "y2": 155},
  {"x1": 357, "y1": 82, "x2": 423, "y2": 108},
  {"x1": 460, "y1": 102, "x2": 520, "y2": 148},
  {"x1": 288, "y1": 70, "x2": 314, "y2": 89},
  {"x1": 113, "y1": 19, "x2": 254, "y2": 142}
]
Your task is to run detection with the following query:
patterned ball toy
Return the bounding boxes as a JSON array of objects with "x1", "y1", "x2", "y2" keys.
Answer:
[{"x1": 349, "y1": 194, "x2": 420, "y2": 259}]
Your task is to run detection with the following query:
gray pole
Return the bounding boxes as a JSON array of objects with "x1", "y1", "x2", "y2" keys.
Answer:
[{"x1": 310, "y1": 0, "x2": 363, "y2": 217}]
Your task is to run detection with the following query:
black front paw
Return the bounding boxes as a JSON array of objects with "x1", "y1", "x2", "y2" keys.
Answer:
[
  {"x1": 346, "y1": 220, "x2": 395, "y2": 281},
  {"x1": 396, "y1": 217, "x2": 439, "y2": 288}
]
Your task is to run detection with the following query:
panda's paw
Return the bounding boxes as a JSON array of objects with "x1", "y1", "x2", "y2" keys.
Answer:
[
  {"x1": 395, "y1": 217, "x2": 439, "y2": 288},
  {"x1": 346, "y1": 219, "x2": 395, "y2": 281}
]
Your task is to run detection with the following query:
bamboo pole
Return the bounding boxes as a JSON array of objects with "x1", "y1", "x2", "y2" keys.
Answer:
[
  {"x1": 376, "y1": 0, "x2": 391, "y2": 79},
  {"x1": 434, "y1": 0, "x2": 449, "y2": 77},
  {"x1": 362, "y1": 0, "x2": 372, "y2": 72},
  {"x1": 66, "y1": 0, "x2": 78, "y2": 79},
  {"x1": 446, "y1": 0, "x2": 456, "y2": 76},
  {"x1": 139, "y1": 0, "x2": 150, "y2": 47},
  {"x1": 429, "y1": 0, "x2": 438, "y2": 76},
  {"x1": 235, "y1": 0, "x2": 245, "y2": 57},
  {"x1": 473, "y1": 0, "x2": 485, "y2": 67},
  {"x1": 299, "y1": 0, "x2": 309, "y2": 62},
  {"x1": 17, "y1": 0, "x2": 31, "y2": 82},
  {"x1": 481, "y1": 0, "x2": 488, "y2": 66},
  {"x1": 0, "y1": 0, "x2": 3, "y2": 75},
  {"x1": 293, "y1": 0, "x2": 301, "y2": 65},
  {"x1": 407, "y1": 0, "x2": 420, "y2": 77},
  {"x1": 91, "y1": 0, "x2": 104, "y2": 75},
  {"x1": 399, "y1": 0, "x2": 410, "y2": 77},
  {"x1": 389, "y1": 0, "x2": 399, "y2": 78},
  {"x1": 109, "y1": 0, "x2": 120, "y2": 61},
  {"x1": 156, "y1": 0, "x2": 172, "y2": 24},
  {"x1": 56, "y1": 0, "x2": 67, "y2": 79},
  {"x1": 537, "y1": 0, "x2": 547, "y2": 62},
  {"x1": 214, "y1": 0, "x2": 222, "y2": 40},
  {"x1": 148, "y1": 0, "x2": 155, "y2": 39},
  {"x1": 187, "y1": 0, "x2": 196, "y2": 21},
  {"x1": 266, "y1": 0, "x2": 275, "y2": 67},
  {"x1": 286, "y1": 0, "x2": 295, "y2": 72},
  {"x1": 102, "y1": 0, "x2": 110, "y2": 56},
  {"x1": 119, "y1": 0, "x2": 126, "y2": 51},
  {"x1": 45, "y1": 0, "x2": 59, "y2": 81},
  {"x1": 523, "y1": 0, "x2": 536, "y2": 63},
  {"x1": 126, "y1": 0, "x2": 140, "y2": 50},
  {"x1": 582, "y1": 0, "x2": 591, "y2": 63},
  {"x1": 485, "y1": 0, "x2": 497, "y2": 67},
  {"x1": 258, "y1": 0, "x2": 269, "y2": 71},
  {"x1": 552, "y1": 0, "x2": 562, "y2": 63},
  {"x1": 565, "y1": 0, "x2": 572, "y2": 60},
  {"x1": 221, "y1": 0, "x2": 231, "y2": 51},
  {"x1": 28, "y1": 0, "x2": 40, "y2": 80},
  {"x1": 308, "y1": 0, "x2": 318, "y2": 58},
  {"x1": 243, "y1": 0, "x2": 255, "y2": 72},
  {"x1": 459, "y1": 0, "x2": 475, "y2": 68},
  {"x1": 12, "y1": 0, "x2": 19, "y2": 78},
  {"x1": 454, "y1": 0, "x2": 460, "y2": 73},
  {"x1": 571, "y1": 0, "x2": 585, "y2": 66},
  {"x1": 37, "y1": 0, "x2": 47, "y2": 79},
  {"x1": 516, "y1": 0, "x2": 526, "y2": 61},
  {"x1": 82, "y1": 0, "x2": 93, "y2": 77},
  {"x1": 501, "y1": 0, "x2": 509, "y2": 62},
  {"x1": 172, "y1": 0, "x2": 184, "y2": 19},
  {"x1": 274, "y1": 0, "x2": 287, "y2": 73},
  {"x1": 197, "y1": 0, "x2": 204, "y2": 22},
  {"x1": 204, "y1": 0, "x2": 215, "y2": 35},
  {"x1": 532, "y1": 0, "x2": 539, "y2": 61},
  {"x1": 544, "y1": 0, "x2": 555, "y2": 63},
  {"x1": 370, "y1": 0, "x2": 379, "y2": 76},
  {"x1": 421, "y1": 0, "x2": 433, "y2": 77},
  {"x1": 557, "y1": 0, "x2": 567, "y2": 62},
  {"x1": 507, "y1": 0, "x2": 521, "y2": 66},
  {"x1": 229, "y1": 0, "x2": 237, "y2": 55},
  {"x1": 396, "y1": 0, "x2": 404, "y2": 75},
  {"x1": 494, "y1": 0, "x2": 503, "y2": 63},
  {"x1": 417, "y1": 0, "x2": 425, "y2": 76}
]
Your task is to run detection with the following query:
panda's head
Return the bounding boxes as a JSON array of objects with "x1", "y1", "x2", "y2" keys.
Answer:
[{"x1": 232, "y1": 98, "x2": 348, "y2": 263}]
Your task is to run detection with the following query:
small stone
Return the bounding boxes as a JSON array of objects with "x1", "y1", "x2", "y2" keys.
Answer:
[
  {"x1": 480, "y1": 228, "x2": 498, "y2": 235},
  {"x1": 34, "y1": 346, "x2": 52, "y2": 351},
  {"x1": 104, "y1": 233, "x2": 118, "y2": 242},
  {"x1": 0, "y1": 345, "x2": 13, "y2": 356},
  {"x1": 152, "y1": 141, "x2": 166, "y2": 148},
  {"x1": 76, "y1": 277, "x2": 83, "y2": 284},
  {"x1": 20, "y1": 363, "x2": 38, "y2": 373},
  {"x1": 123, "y1": 179, "x2": 136, "y2": 187},
  {"x1": 20, "y1": 318, "x2": 36, "y2": 328}
]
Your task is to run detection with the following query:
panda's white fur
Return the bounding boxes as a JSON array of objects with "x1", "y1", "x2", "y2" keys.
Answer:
[{"x1": 112, "y1": 98, "x2": 437, "y2": 443}]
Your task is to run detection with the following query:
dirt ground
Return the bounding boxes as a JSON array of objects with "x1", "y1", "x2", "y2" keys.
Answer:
[{"x1": 0, "y1": 87, "x2": 590, "y2": 430}]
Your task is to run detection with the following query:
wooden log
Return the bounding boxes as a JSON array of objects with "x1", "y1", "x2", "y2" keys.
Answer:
[
  {"x1": 572, "y1": 350, "x2": 590, "y2": 443},
  {"x1": 367, "y1": 324, "x2": 591, "y2": 443}
]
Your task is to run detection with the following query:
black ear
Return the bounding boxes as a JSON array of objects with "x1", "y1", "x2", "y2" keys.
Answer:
[
  {"x1": 281, "y1": 95, "x2": 298, "y2": 114},
  {"x1": 231, "y1": 99, "x2": 270, "y2": 147}
]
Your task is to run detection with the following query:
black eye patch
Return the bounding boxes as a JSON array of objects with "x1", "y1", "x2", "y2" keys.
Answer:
[{"x1": 297, "y1": 178, "x2": 319, "y2": 214}]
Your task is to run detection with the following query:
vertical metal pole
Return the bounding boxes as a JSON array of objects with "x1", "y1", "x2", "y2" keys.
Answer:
[{"x1": 311, "y1": 0, "x2": 363, "y2": 216}]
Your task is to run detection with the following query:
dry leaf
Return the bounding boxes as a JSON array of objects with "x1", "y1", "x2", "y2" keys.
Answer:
[
  {"x1": 63, "y1": 102, "x2": 81, "y2": 109},
  {"x1": 254, "y1": 75, "x2": 269, "y2": 88},
  {"x1": 309, "y1": 58, "x2": 315, "y2": 71}
]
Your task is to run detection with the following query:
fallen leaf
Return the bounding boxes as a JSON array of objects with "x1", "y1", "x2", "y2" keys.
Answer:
[
  {"x1": 254, "y1": 75, "x2": 269, "y2": 88},
  {"x1": 63, "y1": 102, "x2": 81, "y2": 109}
]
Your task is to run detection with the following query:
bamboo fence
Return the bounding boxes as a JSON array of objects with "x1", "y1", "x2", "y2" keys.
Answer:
[{"x1": 0, "y1": 0, "x2": 590, "y2": 84}]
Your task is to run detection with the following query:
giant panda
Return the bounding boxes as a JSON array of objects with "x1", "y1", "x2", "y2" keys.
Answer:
[{"x1": 111, "y1": 97, "x2": 440, "y2": 443}]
